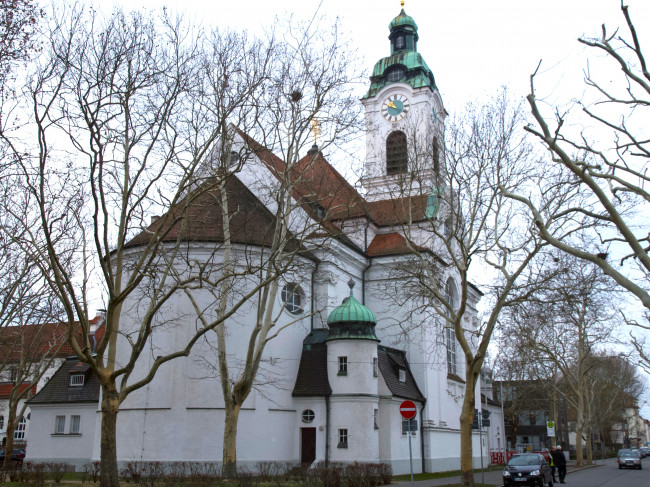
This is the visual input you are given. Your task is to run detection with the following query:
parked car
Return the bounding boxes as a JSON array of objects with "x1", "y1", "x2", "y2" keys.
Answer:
[
  {"x1": 503, "y1": 453, "x2": 554, "y2": 487},
  {"x1": 639, "y1": 447, "x2": 650, "y2": 458},
  {"x1": 0, "y1": 448, "x2": 26, "y2": 466},
  {"x1": 618, "y1": 449, "x2": 642, "y2": 469}
]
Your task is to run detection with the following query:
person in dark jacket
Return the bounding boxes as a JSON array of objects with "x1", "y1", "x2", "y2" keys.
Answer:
[{"x1": 551, "y1": 445, "x2": 567, "y2": 483}]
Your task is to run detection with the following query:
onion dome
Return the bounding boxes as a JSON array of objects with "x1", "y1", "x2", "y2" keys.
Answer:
[
  {"x1": 364, "y1": 7, "x2": 436, "y2": 98},
  {"x1": 389, "y1": 9, "x2": 418, "y2": 32},
  {"x1": 327, "y1": 280, "x2": 378, "y2": 341}
]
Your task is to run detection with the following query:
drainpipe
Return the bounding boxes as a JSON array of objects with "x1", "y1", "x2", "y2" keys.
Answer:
[
  {"x1": 325, "y1": 395, "x2": 330, "y2": 467},
  {"x1": 419, "y1": 400, "x2": 427, "y2": 473},
  {"x1": 310, "y1": 261, "x2": 320, "y2": 331},
  {"x1": 362, "y1": 221, "x2": 372, "y2": 305}
]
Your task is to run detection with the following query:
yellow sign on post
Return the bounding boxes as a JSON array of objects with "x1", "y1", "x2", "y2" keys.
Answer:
[{"x1": 547, "y1": 421, "x2": 556, "y2": 437}]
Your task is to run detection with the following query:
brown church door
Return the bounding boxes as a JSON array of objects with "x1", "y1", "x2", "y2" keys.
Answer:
[{"x1": 301, "y1": 428, "x2": 316, "y2": 464}]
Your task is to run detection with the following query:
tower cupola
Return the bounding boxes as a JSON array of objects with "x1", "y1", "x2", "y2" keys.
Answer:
[{"x1": 327, "y1": 280, "x2": 378, "y2": 341}]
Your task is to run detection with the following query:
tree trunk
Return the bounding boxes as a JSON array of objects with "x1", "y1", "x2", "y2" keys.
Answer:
[
  {"x1": 2, "y1": 408, "x2": 16, "y2": 469},
  {"x1": 222, "y1": 402, "x2": 241, "y2": 478},
  {"x1": 100, "y1": 385, "x2": 121, "y2": 487},
  {"x1": 575, "y1": 393, "x2": 584, "y2": 466},
  {"x1": 585, "y1": 427, "x2": 593, "y2": 465},
  {"x1": 460, "y1": 374, "x2": 477, "y2": 487}
]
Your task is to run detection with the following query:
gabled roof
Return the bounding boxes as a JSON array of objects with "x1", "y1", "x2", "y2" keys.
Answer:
[
  {"x1": 28, "y1": 357, "x2": 100, "y2": 405},
  {"x1": 378, "y1": 346, "x2": 425, "y2": 402}
]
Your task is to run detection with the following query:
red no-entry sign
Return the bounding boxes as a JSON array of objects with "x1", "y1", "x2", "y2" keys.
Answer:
[{"x1": 399, "y1": 400, "x2": 417, "y2": 419}]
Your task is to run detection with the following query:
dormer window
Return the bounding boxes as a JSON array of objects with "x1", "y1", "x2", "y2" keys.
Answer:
[
  {"x1": 69, "y1": 372, "x2": 85, "y2": 387},
  {"x1": 399, "y1": 369, "x2": 406, "y2": 382},
  {"x1": 387, "y1": 67, "x2": 406, "y2": 83}
]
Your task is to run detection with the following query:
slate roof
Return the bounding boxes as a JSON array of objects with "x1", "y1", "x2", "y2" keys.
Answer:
[
  {"x1": 28, "y1": 357, "x2": 100, "y2": 405},
  {"x1": 378, "y1": 345, "x2": 425, "y2": 402},
  {"x1": 292, "y1": 330, "x2": 424, "y2": 402},
  {"x1": 292, "y1": 329, "x2": 332, "y2": 397}
]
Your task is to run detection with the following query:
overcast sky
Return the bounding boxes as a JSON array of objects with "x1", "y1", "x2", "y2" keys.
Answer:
[
  {"x1": 108, "y1": 0, "x2": 650, "y2": 112},
  {"x1": 101, "y1": 0, "x2": 650, "y2": 416}
]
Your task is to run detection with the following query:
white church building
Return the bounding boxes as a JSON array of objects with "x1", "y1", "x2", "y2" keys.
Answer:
[{"x1": 26, "y1": 7, "x2": 486, "y2": 474}]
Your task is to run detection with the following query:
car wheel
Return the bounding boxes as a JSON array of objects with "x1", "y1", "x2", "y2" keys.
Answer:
[
  {"x1": 639, "y1": 465, "x2": 642, "y2": 470},
  {"x1": 618, "y1": 465, "x2": 622, "y2": 469}
]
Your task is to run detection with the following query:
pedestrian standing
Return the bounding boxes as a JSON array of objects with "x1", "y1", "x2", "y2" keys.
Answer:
[
  {"x1": 549, "y1": 446, "x2": 557, "y2": 482},
  {"x1": 551, "y1": 445, "x2": 567, "y2": 484}
]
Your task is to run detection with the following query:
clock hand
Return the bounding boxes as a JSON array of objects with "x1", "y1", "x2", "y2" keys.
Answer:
[{"x1": 387, "y1": 101, "x2": 397, "y2": 109}]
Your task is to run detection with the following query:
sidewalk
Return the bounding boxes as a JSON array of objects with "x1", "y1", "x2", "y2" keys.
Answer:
[{"x1": 392, "y1": 460, "x2": 602, "y2": 487}]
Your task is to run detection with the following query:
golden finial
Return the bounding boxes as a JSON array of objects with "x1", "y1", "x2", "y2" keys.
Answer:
[
  {"x1": 400, "y1": 0, "x2": 405, "y2": 8},
  {"x1": 310, "y1": 118, "x2": 321, "y2": 146}
]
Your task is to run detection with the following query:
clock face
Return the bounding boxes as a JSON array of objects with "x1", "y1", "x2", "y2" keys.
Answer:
[{"x1": 381, "y1": 94, "x2": 410, "y2": 122}]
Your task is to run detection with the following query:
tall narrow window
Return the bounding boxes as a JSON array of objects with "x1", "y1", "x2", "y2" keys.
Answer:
[
  {"x1": 394, "y1": 35, "x2": 405, "y2": 50},
  {"x1": 54, "y1": 416, "x2": 65, "y2": 434},
  {"x1": 433, "y1": 136, "x2": 440, "y2": 179},
  {"x1": 398, "y1": 369, "x2": 406, "y2": 382},
  {"x1": 70, "y1": 415, "x2": 81, "y2": 434},
  {"x1": 14, "y1": 417, "x2": 26, "y2": 439},
  {"x1": 386, "y1": 131, "x2": 408, "y2": 175},
  {"x1": 338, "y1": 356, "x2": 348, "y2": 376},
  {"x1": 374, "y1": 409, "x2": 379, "y2": 430},
  {"x1": 445, "y1": 280, "x2": 458, "y2": 375},
  {"x1": 373, "y1": 357, "x2": 378, "y2": 377},
  {"x1": 0, "y1": 415, "x2": 4, "y2": 430},
  {"x1": 338, "y1": 429, "x2": 348, "y2": 448}
]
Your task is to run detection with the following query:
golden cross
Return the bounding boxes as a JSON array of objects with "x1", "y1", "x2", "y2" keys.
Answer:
[{"x1": 310, "y1": 118, "x2": 321, "y2": 145}]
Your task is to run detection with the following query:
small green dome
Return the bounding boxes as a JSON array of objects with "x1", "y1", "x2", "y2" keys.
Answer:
[
  {"x1": 389, "y1": 9, "x2": 418, "y2": 32},
  {"x1": 326, "y1": 280, "x2": 378, "y2": 342},
  {"x1": 328, "y1": 293, "x2": 376, "y2": 325}
]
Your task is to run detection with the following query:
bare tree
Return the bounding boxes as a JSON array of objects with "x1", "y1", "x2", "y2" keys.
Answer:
[
  {"x1": 500, "y1": 255, "x2": 619, "y2": 466},
  {"x1": 0, "y1": 6, "x2": 361, "y2": 485},
  {"x1": 377, "y1": 91, "x2": 561, "y2": 487},
  {"x1": 503, "y1": 3, "x2": 650, "y2": 368}
]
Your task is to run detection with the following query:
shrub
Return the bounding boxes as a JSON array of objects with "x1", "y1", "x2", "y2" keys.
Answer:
[
  {"x1": 46, "y1": 462, "x2": 71, "y2": 484},
  {"x1": 83, "y1": 461, "x2": 101, "y2": 483}
]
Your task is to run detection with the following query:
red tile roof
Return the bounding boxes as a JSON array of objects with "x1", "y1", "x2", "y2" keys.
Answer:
[
  {"x1": 0, "y1": 316, "x2": 106, "y2": 362},
  {"x1": 0, "y1": 382, "x2": 37, "y2": 400},
  {"x1": 367, "y1": 232, "x2": 426, "y2": 257}
]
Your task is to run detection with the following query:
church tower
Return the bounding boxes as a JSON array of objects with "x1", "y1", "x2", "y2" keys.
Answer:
[{"x1": 361, "y1": 5, "x2": 446, "y2": 203}]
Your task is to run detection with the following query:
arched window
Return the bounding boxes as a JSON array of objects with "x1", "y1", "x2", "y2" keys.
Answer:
[
  {"x1": 444, "y1": 279, "x2": 458, "y2": 376},
  {"x1": 386, "y1": 131, "x2": 408, "y2": 175}
]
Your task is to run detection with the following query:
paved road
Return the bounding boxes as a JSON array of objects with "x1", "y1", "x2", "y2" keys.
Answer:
[
  {"x1": 560, "y1": 458, "x2": 648, "y2": 487},
  {"x1": 392, "y1": 458, "x2": 620, "y2": 487}
]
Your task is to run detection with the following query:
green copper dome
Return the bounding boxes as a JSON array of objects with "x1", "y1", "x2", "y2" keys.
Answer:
[
  {"x1": 328, "y1": 293, "x2": 376, "y2": 325},
  {"x1": 326, "y1": 280, "x2": 378, "y2": 341},
  {"x1": 389, "y1": 9, "x2": 418, "y2": 32},
  {"x1": 363, "y1": 8, "x2": 436, "y2": 98}
]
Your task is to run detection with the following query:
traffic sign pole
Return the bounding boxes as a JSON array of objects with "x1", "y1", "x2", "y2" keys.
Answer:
[{"x1": 400, "y1": 401, "x2": 416, "y2": 487}]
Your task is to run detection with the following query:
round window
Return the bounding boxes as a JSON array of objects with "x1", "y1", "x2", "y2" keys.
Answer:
[
  {"x1": 281, "y1": 284, "x2": 304, "y2": 314},
  {"x1": 302, "y1": 409, "x2": 315, "y2": 423}
]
